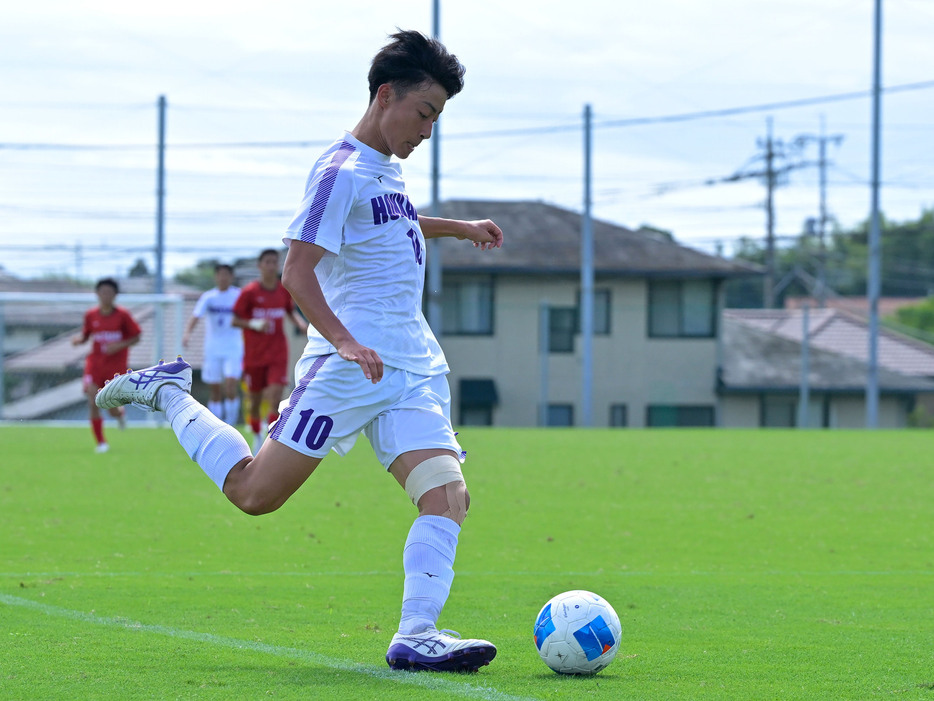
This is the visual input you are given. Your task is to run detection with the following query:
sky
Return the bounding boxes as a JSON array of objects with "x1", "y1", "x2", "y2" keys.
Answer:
[{"x1": 1, "y1": 0, "x2": 933, "y2": 282}]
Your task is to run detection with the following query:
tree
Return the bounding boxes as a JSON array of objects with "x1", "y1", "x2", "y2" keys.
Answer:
[
  {"x1": 128, "y1": 258, "x2": 150, "y2": 278},
  {"x1": 173, "y1": 259, "x2": 220, "y2": 290}
]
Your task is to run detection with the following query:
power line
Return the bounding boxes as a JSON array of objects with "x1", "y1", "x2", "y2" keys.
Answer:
[{"x1": 3, "y1": 79, "x2": 933, "y2": 151}]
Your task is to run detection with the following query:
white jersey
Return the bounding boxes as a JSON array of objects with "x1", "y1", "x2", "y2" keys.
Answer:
[
  {"x1": 283, "y1": 132, "x2": 448, "y2": 376},
  {"x1": 192, "y1": 286, "x2": 244, "y2": 359}
]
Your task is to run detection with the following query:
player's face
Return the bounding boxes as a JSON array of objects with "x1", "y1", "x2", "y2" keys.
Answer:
[
  {"x1": 215, "y1": 268, "x2": 233, "y2": 290},
  {"x1": 258, "y1": 254, "x2": 279, "y2": 280},
  {"x1": 96, "y1": 284, "x2": 117, "y2": 308},
  {"x1": 381, "y1": 81, "x2": 447, "y2": 160}
]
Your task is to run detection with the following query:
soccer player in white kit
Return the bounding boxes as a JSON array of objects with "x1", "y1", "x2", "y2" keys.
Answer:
[
  {"x1": 182, "y1": 264, "x2": 243, "y2": 425},
  {"x1": 97, "y1": 30, "x2": 504, "y2": 673}
]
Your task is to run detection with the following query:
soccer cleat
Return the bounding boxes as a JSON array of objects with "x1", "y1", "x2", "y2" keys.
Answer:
[
  {"x1": 386, "y1": 628, "x2": 496, "y2": 673},
  {"x1": 95, "y1": 442, "x2": 110, "y2": 453},
  {"x1": 95, "y1": 356, "x2": 192, "y2": 413}
]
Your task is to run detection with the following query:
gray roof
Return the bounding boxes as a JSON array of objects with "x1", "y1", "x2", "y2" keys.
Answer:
[
  {"x1": 433, "y1": 200, "x2": 762, "y2": 278},
  {"x1": 719, "y1": 316, "x2": 934, "y2": 394},
  {"x1": 726, "y1": 308, "x2": 934, "y2": 378}
]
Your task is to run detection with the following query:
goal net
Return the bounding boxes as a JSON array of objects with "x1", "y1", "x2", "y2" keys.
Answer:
[{"x1": 0, "y1": 292, "x2": 185, "y2": 422}]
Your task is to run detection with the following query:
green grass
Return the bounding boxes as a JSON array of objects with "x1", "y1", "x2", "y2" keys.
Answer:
[{"x1": 1, "y1": 425, "x2": 933, "y2": 699}]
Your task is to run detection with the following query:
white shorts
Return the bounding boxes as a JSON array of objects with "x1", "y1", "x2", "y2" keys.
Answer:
[
  {"x1": 269, "y1": 354, "x2": 463, "y2": 469},
  {"x1": 201, "y1": 355, "x2": 242, "y2": 384}
]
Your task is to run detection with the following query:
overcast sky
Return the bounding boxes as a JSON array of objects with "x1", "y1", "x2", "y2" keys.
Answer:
[{"x1": 2, "y1": 0, "x2": 932, "y2": 281}]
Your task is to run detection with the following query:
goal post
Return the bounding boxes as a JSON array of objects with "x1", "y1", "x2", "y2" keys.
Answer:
[{"x1": 0, "y1": 292, "x2": 185, "y2": 422}]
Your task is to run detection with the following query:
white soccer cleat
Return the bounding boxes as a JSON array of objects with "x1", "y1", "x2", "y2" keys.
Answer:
[
  {"x1": 95, "y1": 442, "x2": 110, "y2": 453},
  {"x1": 95, "y1": 357, "x2": 192, "y2": 413},
  {"x1": 385, "y1": 627, "x2": 496, "y2": 673}
]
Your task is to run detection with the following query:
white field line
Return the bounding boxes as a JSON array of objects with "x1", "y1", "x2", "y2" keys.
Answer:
[
  {"x1": 2, "y1": 569, "x2": 932, "y2": 578},
  {"x1": 0, "y1": 592, "x2": 538, "y2": 701}
]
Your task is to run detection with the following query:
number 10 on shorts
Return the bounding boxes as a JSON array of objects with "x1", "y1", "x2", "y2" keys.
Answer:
[{"x1": 290, "y1": 408, "x2": 334, "y2": 450}]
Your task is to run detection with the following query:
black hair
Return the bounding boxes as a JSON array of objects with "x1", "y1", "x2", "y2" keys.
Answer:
[
  {"x1": 95, "y1": 277, "x2": 119, "y2": 293},
  {"x1": 257, "y1": 249, "x2": 279, "y2": 262},
  {"x1": 367, "y1": 30, "x2": 465, "y2": 103},
  {"x1": 214, "y1": 263, "x2": 234, "y2": 274}
]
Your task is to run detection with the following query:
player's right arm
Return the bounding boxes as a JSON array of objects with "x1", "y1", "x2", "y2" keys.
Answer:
[
  {"x1": 281, "y1": 239, "x2": 383, "y2": 383},
  {"x1": 182, "y1": 316, "x2": 200, "y2": 348}
]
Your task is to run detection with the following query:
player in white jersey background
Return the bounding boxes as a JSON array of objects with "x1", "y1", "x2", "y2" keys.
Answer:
[
  {"x1": 97, "y1": 30, "x2": 504, "y2": 673},
  {"x1": 182, "y1": 264, "x2": 243, "y2": 425}
]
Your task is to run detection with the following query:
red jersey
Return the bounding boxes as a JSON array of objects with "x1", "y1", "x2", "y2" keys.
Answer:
[
  {"x1": 82, "y1": 306, "x2": 142, "y2": 369},
  {"x1": 233, "y1": 280, "x2": 294, "y2": 365}
]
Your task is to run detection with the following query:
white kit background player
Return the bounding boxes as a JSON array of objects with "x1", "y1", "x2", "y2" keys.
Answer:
[
  {"x1": 97, "y1": 30, "x2": 504, "y2": 673},
  {"x1": 182, "y1": 263, "x2": 244, "y2": 426}
]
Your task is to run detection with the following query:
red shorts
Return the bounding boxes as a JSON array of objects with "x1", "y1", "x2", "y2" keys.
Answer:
[
  {"x1": 243, "y1": 358, "x2": 290, "y2": 393},
  {"x1": 84, "y1": 355, "x2": 128, "y2": 391}
]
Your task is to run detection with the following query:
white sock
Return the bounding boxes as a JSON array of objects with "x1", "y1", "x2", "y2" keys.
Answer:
[
  {"x1": 398, "y1": 515, "x2": 460, "y2": 635},
  {"x1": 157, "y1": 385, "x2": 252, "y2": 491},
  {"x1": 208, "y1": 400, "x2": 223, "y2": 419},
  {"x1": 224, "y1": 397, "x2": 241, "y2": 426}
]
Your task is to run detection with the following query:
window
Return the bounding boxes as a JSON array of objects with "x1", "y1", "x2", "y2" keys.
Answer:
[
  {"x1": 646, "y1": 405, "x2": 715, "y2": 427},
  {"x1": 548, "y1": 307, "x2": 577, "y2": 353},
  {"x1": 576, "y1": 288, "x2": 611, "y2": 335},
  {"x1": 609, "y1": 404, "x2": 628, "y2": 427},
  {"x1": 648, "y1": 280, "x2": 716, "y2": 338},
  {"x1": 441, "y1": 277, "x2": 493, "y2": 335},
  {"x1": 761, "y1": 395, "x2": 796, "y2": 428},
  {"x1": 760, "y1": 394, "x2": 829, "y2": 428},
  {"x1": 546, "y1": 404, "x2": 574, "y2": 426},
  {"x1": 458, "y1": 378, "x2": 498, "y2": 426}
]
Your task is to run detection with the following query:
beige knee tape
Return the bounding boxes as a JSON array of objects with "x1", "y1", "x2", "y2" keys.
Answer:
[{"x1": 404, "y1": 455, "x2": 468, "y2": 523}]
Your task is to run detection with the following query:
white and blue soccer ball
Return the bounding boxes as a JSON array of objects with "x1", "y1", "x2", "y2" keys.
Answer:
[{"x1": 533, "y1": 590, "x2": 622, "y2": 675}]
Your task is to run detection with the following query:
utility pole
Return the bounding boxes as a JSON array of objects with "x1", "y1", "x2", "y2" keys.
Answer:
[
  {"x1": 580, "y1": 104, "x2": 594, "y2": 427},
  {"x1": 426, "y1": 0, "x2": 443, "y2": 335},
  {"x1": 867, "y1": 0, "x2": 884, "y2": 429},
  {"x1": 155, "y1": 95, "x2": 166, "y2": 295},
  {"x1": 760, "y1": 118, "x2": 779, "y2": 308},
  {"x1": 795, "y1": 117, "x2": 844, "y2": 308}
]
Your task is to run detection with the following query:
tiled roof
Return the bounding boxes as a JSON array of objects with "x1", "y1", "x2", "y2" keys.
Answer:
[
  {"x1": 432, "y1": 200, "x2": 762, "y2": 278},
  {"x1": 725, "y1": 308, "x2": 934, "y2": 378},
  {"x1": 720, "y1": 317, "x2": 934, "y2": 393}
]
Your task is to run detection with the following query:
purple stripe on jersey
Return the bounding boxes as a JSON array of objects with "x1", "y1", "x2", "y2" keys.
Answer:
[
  {"x1": 269, "y1": 354, "x2": 332, "y2": 442},
  {"x1": 300, "y1": 141, "x2": 357, "y2": 244}
]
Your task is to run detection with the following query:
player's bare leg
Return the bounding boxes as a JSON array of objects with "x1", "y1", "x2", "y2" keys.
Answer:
[
  {"x1": 221, "y1": 440, "x2": 322, "y2": 515},
  {"x1": 96, "y1": 357, "x2": 316, "y2": 516}
]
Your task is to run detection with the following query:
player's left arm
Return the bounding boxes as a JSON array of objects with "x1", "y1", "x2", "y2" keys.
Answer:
[{"x1": 418, "y1": 216, "x2": 503, "y2": 250}]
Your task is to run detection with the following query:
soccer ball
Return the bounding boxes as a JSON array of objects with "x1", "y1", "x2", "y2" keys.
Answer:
[{"x1": 533, "y1": 590, "x2": 622, "y2": 675}]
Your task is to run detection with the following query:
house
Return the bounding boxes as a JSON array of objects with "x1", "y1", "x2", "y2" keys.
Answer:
[
  {"x1": 432, "y1": 200, "x2": 761, "y2": 427},
  {"x1": 720, "y1": 308, "x2": 934, "y2": 428},
  {"x1": 0, "y1": 276, "x2": 306, "y2": 421}
]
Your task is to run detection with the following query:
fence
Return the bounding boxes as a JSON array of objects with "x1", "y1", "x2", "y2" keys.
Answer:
[{"x1": 0, "y1": 292, "x2": 184, "y2": 422}]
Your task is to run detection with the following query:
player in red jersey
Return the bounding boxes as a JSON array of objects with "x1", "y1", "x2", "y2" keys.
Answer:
[
  {"x1": 71, "y1": 278, "x2": 142, "y2": 452},
  {"x1": 233, "y1": 249, "x2": 307, "y2": 451}
]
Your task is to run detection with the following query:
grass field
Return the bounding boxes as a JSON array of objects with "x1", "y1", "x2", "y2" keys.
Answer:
[{"x1": 2, "y1": 425, "x2": 933, "y2": 700}]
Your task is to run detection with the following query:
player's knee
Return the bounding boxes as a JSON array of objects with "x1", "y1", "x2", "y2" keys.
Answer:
[
  {"x1": 224, "y1": 472, "x2": 284, "y2": 516},
  {"x1": 232, "y1": 492, "x2": 283, "y2": 516},
  {"x1": 404, "y1": 455, "x2": 470, "y2": 525}
]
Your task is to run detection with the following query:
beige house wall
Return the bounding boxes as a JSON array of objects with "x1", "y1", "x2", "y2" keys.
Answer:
[
  {"x1": 441, "y1": 276, "x2": 720, "y2": 428},
  {"x1": 719, "y1": 394, "x2": 911, "y2": 429}
]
